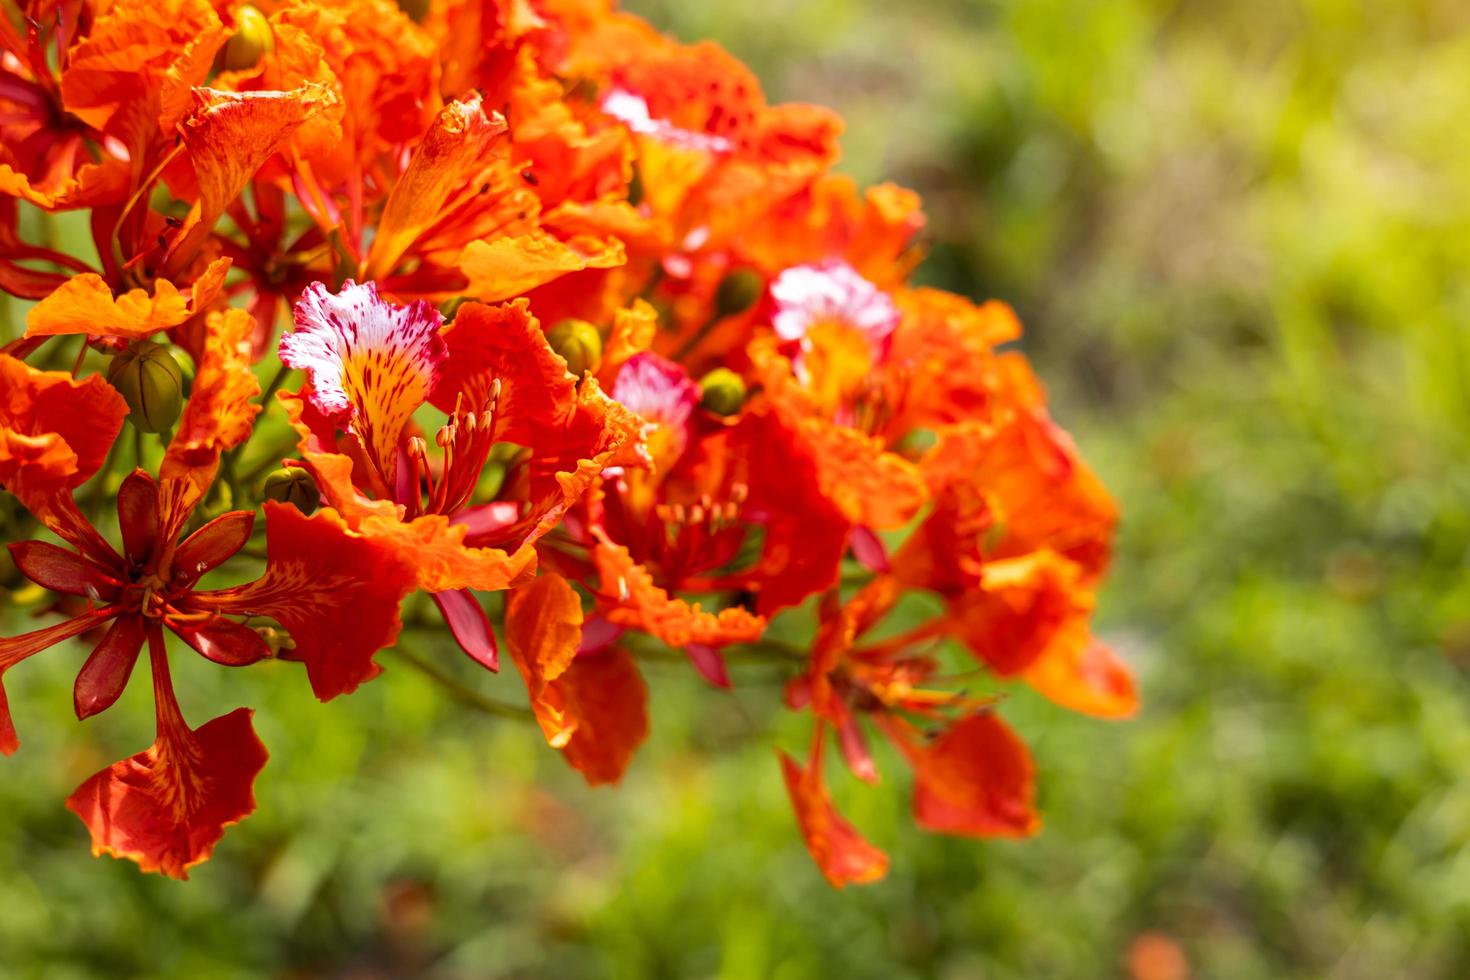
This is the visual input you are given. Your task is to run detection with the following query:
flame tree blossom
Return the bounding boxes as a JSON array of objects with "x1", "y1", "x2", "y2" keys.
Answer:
[{"x1": 0, "y1": 0, "x2": 1130, "y2": 885}]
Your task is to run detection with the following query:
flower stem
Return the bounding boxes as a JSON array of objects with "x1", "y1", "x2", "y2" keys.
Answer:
[{"x1": 389, "y1": 643, "x2": 534, "y2": 722}]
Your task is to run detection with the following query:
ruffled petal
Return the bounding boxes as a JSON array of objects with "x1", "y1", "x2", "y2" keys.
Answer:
[
  {"x1": 894, "y1": 713, "x2": 1040, "y2": 839},
  {"x1": 160, "y1": 308, "x2": 260, "y2": 511},
  {"x1": 366, "y1": 94, "x2": 509, "y2": 280},
  {"x1": 505, "y1": 573, "x2": 584, "y2": 747},
  {"x1": 281, "y1": 280, "x2": 445, "y2": 486},
  {"x1": 458, "y1": 231, "x2": 625, "y2": 304},
  {"x1": 591, "y1": 534, "x2": 765, "y2": 649},
  {"x1": 25, "y1": 258, "x2": 230, "y2": 341},
  {"x1": 189, "y1": 503, "x2": 415, "y2": 700},
  {"x1": 0, "y1": 354, "x2": 128, "y2": 501},
  {"x1": 176, "y1": 84, "x2": 338, "y2": 231},
  {"x1": 778, "y1": 741, "x2": 889, "y2": 888},
  {"x1": 65, "y1": 631, "x2": 267, "y2": 880}
]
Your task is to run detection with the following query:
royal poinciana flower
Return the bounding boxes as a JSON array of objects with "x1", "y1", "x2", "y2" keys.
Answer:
[
  {"x1": 278, "y1": 279, "x2": 640, "y2": 667},
  {"x1": 0, "y1": 309, "x2": 415, "y2": 876},
  {"x1": 0, "y1": 0, "x2": 1129, "y2": 887}
]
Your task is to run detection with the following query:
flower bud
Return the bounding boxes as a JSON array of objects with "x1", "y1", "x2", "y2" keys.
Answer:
[
  {"x1": 714, "y1": 268, "x2": 763, "y2": 319},
  {"x1": 107, "y1": 342, "x2": 183, "y2": 433},
  {"x1": 222, "y1": 5, "x2": 274, "y2": 72},
  {"x1": 698, "y1": 367, "x2": 746, "y2": 417},
  {"x1": 547, "y1": 318, "x2": 603, "y2": 377},
  {"x1": 261, "y1": 468, "x2": 320, "y2": 514}
]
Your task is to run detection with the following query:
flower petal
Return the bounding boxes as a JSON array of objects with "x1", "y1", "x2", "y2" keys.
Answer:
[
  {"x1": 1024, "y1": 637, "x2": 1139, "y2": 721},
  {"x1": 25, "y1": 259, "x2": 231, "y2": 342},
  {"x1": 431, "y1": 589, "x2": 499, "y2": 672},
  {"x1": 0, "y1": 354, "x2": 127, "y2": 505},
  {"x1": 74, "y1": 614, "x2": 147, "y2": 720},
  {"x1": 556, "y1": 646, "x2": 649, "y2": 786},
  {"x1": 592, "y1": 534, "x2": 766, "y2": 650},
  {"x1": 505, "y1": 573, "x2": 584, "y2": 747},
  {"x1": 897, "y1": 713, "x2": 1040, "y2": 839},
  {"x1": 160, "y1": 308, "x2": 261, "y2": 510},
  {"x1": 458, "y1": 231, "x2": 625, "y2": 304},
  {"x1": 170, "y1": 511, "x2": 255, "y2": 591},
  {"x1": 66, "y1": 662, "x2": 267, "y2": 880},
  {"x1": 778, "y1": 743, "x2": 889, "y2": 888},
  {"x1": 169, "y1": 616, "x2": 271, "y2": 668},
  {"x1": 177, "y1": 84, "x2": 338, "y2": 231},
  {"x1": 189, "y1": 503, "x2": 415, "y2": 700},
  {"x1": 366, "y1": 94, "x2": 509, "y2": 280},
  {"x1": 7, "y1": 541, "x2": 121, "y2": 600},
  {"x1": 281, "y1": 280, "x2": 444, "y2": 486}
]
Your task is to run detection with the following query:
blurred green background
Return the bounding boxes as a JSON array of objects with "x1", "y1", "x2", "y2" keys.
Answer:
[{"x1": 5, "y1": 0, "x2": 1470, "y2": 976}]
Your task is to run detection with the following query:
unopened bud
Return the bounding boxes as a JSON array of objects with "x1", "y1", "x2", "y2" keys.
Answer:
[
  {"x1": 698, "y1": 367, "x2": 746, "y2": 417},
  {"x1": 222, "y1": 5, "x2": 274, "y2": 72},
  {"x1": 546, "y1": 318, "x2": 603, "y2": 377},
  {"x1": 107, "y1": 342, "x2": 183, "y2": 433},
  {"x1": 714, "y1": 268, "x2": 763, "y2": 319},
  {"x1": 261, "y1": 468, "x2": 320, "y2": 514}
]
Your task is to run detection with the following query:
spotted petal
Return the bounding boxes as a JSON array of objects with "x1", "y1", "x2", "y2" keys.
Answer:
[{"x1": 280, "y1": 280, "x2": 446, "y2": 486}]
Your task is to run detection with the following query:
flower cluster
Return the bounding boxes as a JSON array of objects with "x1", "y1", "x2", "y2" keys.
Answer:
[{"x1": 0, "y1": 0, "x2": 1133, "y2": 883}]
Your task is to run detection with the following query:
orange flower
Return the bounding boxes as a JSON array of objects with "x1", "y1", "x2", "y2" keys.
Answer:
[
  {"x1": 0, "y1": 308, "x2": 416, "y2": 876},
  {"x1": 277, "y1": 281, "x2": 639, "y2": 667},
  {"x1": 893, "y1": 398, "x2": 1135, "y2": 718}
]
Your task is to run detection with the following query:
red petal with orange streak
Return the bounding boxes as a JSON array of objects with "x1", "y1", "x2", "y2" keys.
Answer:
[
  {"x1": 505, "y1": 573, "x2": 584, "y2": 748},
  {"x1": 592, "y1": 534, "x2": 765, "y2": 649},
  {"x1": 556, "y1": 647, "x2": 649, "y2": 786},
  {"x1": 778, "y1": 746, "x2": 889, "y2": 888},
  {"x1": 431, "y1": 299, "x2": 577, "y2": 446},
  {"x1": 66, "y1": 705, "x2": 267, "y2": 880},
  {"x1": 431, "y1": 301, "x2": 644, "y2": 550},
  {"x1": 189, "y1": 503, "x2": 415, "y2": 700},
  {"x1": 897, "y1": 713, "x2": 1040, "y2": 839}
]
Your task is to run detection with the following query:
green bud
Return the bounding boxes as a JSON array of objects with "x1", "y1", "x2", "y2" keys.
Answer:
[
  {"x1": 714, "y1": 268, "x2": 763, "y2": 319},
  {"x1": 627, "y1": 163, "x2": 645, "y2": 208},
  {"x1": 440, "y1": 296, "x2": 470, "y2": 320},
  {"x1": 397, "y1": 0, "x2": 431, "y2": 21},
  {"x1": 222, "y1": 5, "x2": 274, "y2": 72},
  {"x1": 546, "y1": 319, "x2": 604, "y2": 377},
  {"x1": 261, "y1": 468, "x2": 320, "y2": 514},
  {"x1": 107, "y1": 342, "x2": 183, "y2": 433},
  {"x1": 698, "y1": 367, "x2": 746, "y2": 417}
]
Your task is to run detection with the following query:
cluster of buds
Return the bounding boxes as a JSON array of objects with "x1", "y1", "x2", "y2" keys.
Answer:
[{"x1": 0, "y1": 0, "x2": 1133, "y2": 883}]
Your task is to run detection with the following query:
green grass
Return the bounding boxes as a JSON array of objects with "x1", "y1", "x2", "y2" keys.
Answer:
[{"x1": 4, "y1": 1, "x2": 1470, "y2": 976}]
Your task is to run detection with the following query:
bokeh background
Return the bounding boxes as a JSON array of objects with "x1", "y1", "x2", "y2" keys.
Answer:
[{"x1": 4, "y1": 0, "x2": 1470, "y2": 976}]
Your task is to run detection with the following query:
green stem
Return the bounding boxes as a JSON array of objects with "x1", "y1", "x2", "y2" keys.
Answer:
[{"x1": 390, "y1": 644, "x2": 534, "y2": 722}]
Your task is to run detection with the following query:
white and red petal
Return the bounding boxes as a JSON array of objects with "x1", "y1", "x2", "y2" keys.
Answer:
[
  {"x1": 601, "y1": 88, "x2": 735, "y2": 154},
  {"x1": 611, "y1": 352, "x2": 699, "y2": 465},
  {"x1": 280, "y1": 280, "x2": 446, "y2": 485},
  {"x1": 769, "y1": 260, "x2": 900, "y2": 354}
]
